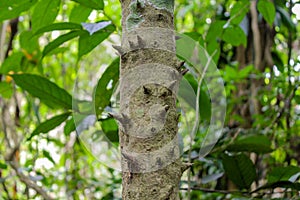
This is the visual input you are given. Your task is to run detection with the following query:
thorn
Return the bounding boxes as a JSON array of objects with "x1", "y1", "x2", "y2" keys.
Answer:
[
  {"x1": 112, "y1": 45, "x2": 125, "y2": 55},
  {"x1": 180, "y1": 68, "x2": 189, "y2": 76},
  {"x1": 164, "y1": 105, "x2": 170, "y2": 111},
  {"x1": 176, "y1": 113, "x2": 181, "y2": 121},
  {"x1": 181, "y1": 162, "x2": 193, "y2": 173},
  {"x1": 128, "y1": 40, "x2": 136, "y2": 49},
  {"x1": 137, "y1": 35, "x2": 145, "y2": 48},
  {"x1": 108, "y1": 112, "x2": 123, "y2": 122},
  {"x1": 109, "y1": 112, "x2": 131, "y2": 133},
  {"x1": 175, "y1": 35, "x2": 181, "y2": 40},
  {"x1": 143, "y1": 85, "x2": 151, "y2": 95},
  {"x1": 176, "y1": 61, "x2": 185, "y2": 70},
  {"x1": 167, "y1": 80, "x2": 177, "y2": 91}
]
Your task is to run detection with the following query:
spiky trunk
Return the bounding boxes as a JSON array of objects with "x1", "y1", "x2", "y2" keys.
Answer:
[{"x1": 113, "y1": 0, "x2": 187, "y2": 199}]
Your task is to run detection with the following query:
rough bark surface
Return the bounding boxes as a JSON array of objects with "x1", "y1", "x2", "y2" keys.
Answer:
[{"x1": 115, "y1": 0, "x2": 185, "y2": 199}]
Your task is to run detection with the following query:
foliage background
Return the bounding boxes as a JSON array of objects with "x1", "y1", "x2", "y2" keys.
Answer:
[{"x1": 0, "y1": 0, "x2": 299, "y2": 199}]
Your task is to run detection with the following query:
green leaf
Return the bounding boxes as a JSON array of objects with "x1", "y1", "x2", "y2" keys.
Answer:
[
  {"x1": 100, "y1": 118, "x2": 119, "y2": 143},
  {"x1": 0, "y1": 162, "x2": 7, "y2": 169},
  {"x1": 254, "y1": 181, "x2": 300, "y2": 192},
  {"x1": 267, "y1": 166, "x2": 300, "y2": 183},
  {"x1": 257, "y1": 0, "x2": 276, "y2": 26},
  {"x1": 19, "y1": 30, "x2": 40, "y2": 53},
  {"x1": 34, "y1": 22, "x2": 83, "y2": 35},
  {"x1": 28, "y1": 112, "x2": 71, "y2": 140},
  {"x1": 69, "y1": 5, "x2": 92, "y2": 23},
  {"x1": 31, "y1": 0, "x2": 60, "y2": 32},
  {"x1": 222, "y1": 153, "x2": 257, "y2": 190},
  {"x1": 43, "y1": 30, "x2": 83, "y2": 57},
  {"x1": 230, "y1": 0, "x2": 250, "y2": 25},
  {"x1": 222, "y1": 26, "x2": 247, "y2": 46},
  {"x1": 78, "y1": 24, "x2": 115, "y2": 58},
  {"x1": 0, "y1": 52, "x2": 23, "y2": 74},
  {"x1": 276, "y1": 6, "x2": 297, "y2": 32},
  {"x1": 12, "y1": 74, "x2": 72, "y2": 109},
  {"x1": 71, "y1": 0, "x2": 104, "y2": 10},
  {"x1": 64, "y1": 117, "x2": 76, "y2": 136},
  {"x1": 42, "y1": 150, "x2": 55, "y2": 165},
  {"x1": 94, "y1": 58, "x2": 120, "y2": 118},
  {"x1": 206, "y1": 20, "x2": 226, "y2": 42},
  {"x1": 226, "y1": 135, "x2": 273, "y2": 154},
  {"x1": 0, "y1": 82, "x2": 13, "y2": 99},
  {"x1": 0, "y1": 0, "x2": 38, "y2": 21}
]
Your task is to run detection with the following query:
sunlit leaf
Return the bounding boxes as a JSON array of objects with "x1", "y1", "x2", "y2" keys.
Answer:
[
  {"x1": 19, "y1": 30, "x2": 40, "y2": 53},
  {"x1": 257, "y1": 0, "x2": 276, "y2": 26},
  {"x1": 100, "y1": 117, "x2": 119, "y2": 143},
  {"x1": 0, "y1": 52, "x2": 23, "y2": 74},
  {"x1": 94, "y1": 58, "x2": 119, "y2": 118},
  {"x1": 230, "y1": 0, "x2": 250, "y2": 25},
  {"x1": 28, "y1": 112, "x2": 71, "y2": 140},
  {"x1": 0, "y1": 82, "x2": 13, "y2": 99},
  {"x1": 64, "y1": 117, "x2": 76, "y2": 136},
  {"x1": 71, "y1": 0, "x2": 104, "y2": 10},
  {"x1": 69, "y1": 5, "x2": 92, "y2": 23},
  {"x1": 34, "y1": 22, "x2": 83, "y2": 35},
  {"x1": 43, "y1": 30, "x2": 83, "y2": 57},
  {"x1": 31, "y1": 0, "x2": 60, "y2": 32},
  {"x1": 0, "y1": 0, "x2": 37, "y2": 21},
  {"x1": 78, "y1": 24, "x2": 115, "y2": 58},
  {"x1": 12, "y1": 74, "x2": 73, "y2": 109},
  {"x1": 222, "y1": 26, "x2": 247, "y2": 46}
]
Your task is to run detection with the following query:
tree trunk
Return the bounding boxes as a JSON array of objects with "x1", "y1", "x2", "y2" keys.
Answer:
[{"x1": 113, "y1": 0, "x2": 186, "y2": 199}]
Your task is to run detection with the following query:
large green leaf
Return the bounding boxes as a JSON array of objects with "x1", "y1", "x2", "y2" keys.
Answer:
[
  {"x1": 226, "y1": 135, "x2": 273, "y2": 154},
  {"x1": 78, "y1": 23, "x2": 115, "y2": 58},
  {"x1": 31, "y1": 0, "x2": 60, "y2": 32},
  {"x1": 93, "y1": 58, "x2": 120, "y2": 118},
  {"x1": 222, "y1": 153, "x2": 257, "y2": 190},
  {"x1": 257, "y1": 0, "x2": 276, "y2": 26},
  {"x1": 71, "y1": 0, "x2": 104, "y2": 10},
  {"x1": 34, "y1": 22, "x2": 83, "y2": 35},
  {"x1": 12, "y1": 74, "x2": 72, "y2": 109},
  {"x1": 100, "y1": 118, "x2": 119, "y2": 143},
  {"x1": 28, "y1": 112, "x2": 71, "y2": 140},
  {"x1": 43, "y1": 30, "x2": 83, "y2": 57},
  {"x1": 222, "y1": 26, "x2": 247, "y2": 46},
  {"x1": 254, "y1": 181, "x2": 300, "y2": 192},
  {"x1": 267, "y1": 166, "x2": 300, "y2": 183},
  {"x1": 0, "y1": 0, "x2": 37, "y2": 21},
  {"x1": 69, "y1": 5, "x2": 92, "y2": 23}
]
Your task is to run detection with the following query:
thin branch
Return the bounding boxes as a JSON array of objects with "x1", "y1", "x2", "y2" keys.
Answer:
[
  {"x1": 187, "y1": 50, "x2": 217, "y2": 200},
  {"x1": 8, "y1": 161, "x2": 54, "y2": 200}
]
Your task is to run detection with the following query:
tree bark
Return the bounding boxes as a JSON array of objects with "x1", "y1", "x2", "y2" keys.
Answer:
[{"x1": 114, "y1": 0, "x2": 186, "y2": 199}]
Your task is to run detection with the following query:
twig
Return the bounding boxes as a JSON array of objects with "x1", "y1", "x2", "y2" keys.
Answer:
[
  {"x1": 186, "y1": 50, "x2": 217, "y2": 200},
  {"x1": 8, "y1": 161, "x2": 53, "y2": 200}
]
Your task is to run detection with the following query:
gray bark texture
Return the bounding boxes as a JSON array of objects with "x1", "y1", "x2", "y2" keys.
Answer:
[{"x1": 113, "y1": 0, "x2": 188, "y2": 199}]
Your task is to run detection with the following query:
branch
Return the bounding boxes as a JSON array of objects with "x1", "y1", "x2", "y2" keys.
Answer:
[{"x1": 8, "y1": 161, "x2": 53, "y2": 200}]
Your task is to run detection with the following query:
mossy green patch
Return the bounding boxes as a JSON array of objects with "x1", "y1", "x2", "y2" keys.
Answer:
[{"x1": 148, "y1": 0, "x2": 174, "y2": 13}]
